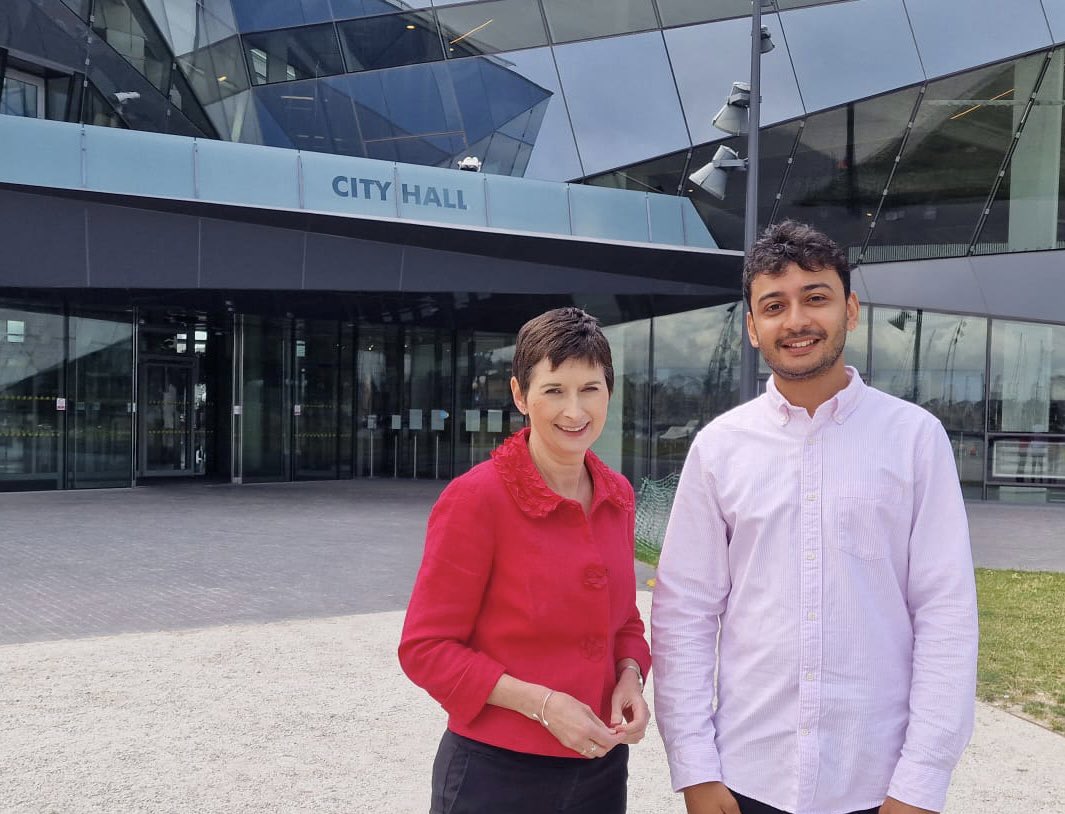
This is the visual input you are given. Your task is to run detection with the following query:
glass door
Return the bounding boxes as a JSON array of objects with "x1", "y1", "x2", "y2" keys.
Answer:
[
  {"x1": 138, "y1": 360, "x2": 195, "y2": 476},
  {"x1": 294, "y1": 320, "x2": 345, "y2": 479}
]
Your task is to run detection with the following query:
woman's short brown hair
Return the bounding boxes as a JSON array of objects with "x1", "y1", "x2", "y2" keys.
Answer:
[{"x1": 512, "y1": 307, "x2": 614, "y2": 396}]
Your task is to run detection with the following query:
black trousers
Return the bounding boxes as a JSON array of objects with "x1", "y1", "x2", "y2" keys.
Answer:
[
  {"x1": 732, "y1": 789, "x2": 880, "y2": 814},
  {"x1": 430, "y1": 730, "x2": 628, "y2": 814}
]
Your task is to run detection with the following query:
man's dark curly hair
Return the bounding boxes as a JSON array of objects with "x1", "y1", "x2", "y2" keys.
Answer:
[{"x1": 743, "y1": 220, "x2": 851, "y2": 311}]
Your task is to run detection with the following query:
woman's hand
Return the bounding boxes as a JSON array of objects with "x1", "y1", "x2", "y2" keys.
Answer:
[
  {"x1": 541, "y1": 691, "x2": 624, "y2": 759},
  {"x1": 609, "y1": 663, "x2": 650, "y2": 744}
]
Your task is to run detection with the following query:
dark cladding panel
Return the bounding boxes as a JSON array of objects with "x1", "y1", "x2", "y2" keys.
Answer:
[
  {"x1": 0, "y1": 189, "x2": 87, "y2": 286},
  {"x1": 303, "y1": 233, "x2": 403, "y2": 290},
  {"x1": 199, "y1": 218, "x2": 304, "y2": 289},
  {"x1": 86, "y1": 204, "x2": 198, "y2": 288}
]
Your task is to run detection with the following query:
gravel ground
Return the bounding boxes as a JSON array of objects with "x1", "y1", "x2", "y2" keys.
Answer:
[{"x1": 1, "y1": 594, "x2": 1062, "y2": 814}]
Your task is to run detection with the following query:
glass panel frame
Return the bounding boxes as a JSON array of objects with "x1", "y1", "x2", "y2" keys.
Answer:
[
  {"x1": 337, "y1": 10, "x2": 445, "y2": 74},
  {"x1": 242, "y1": 23, "x2": 347, "y2": 86}
]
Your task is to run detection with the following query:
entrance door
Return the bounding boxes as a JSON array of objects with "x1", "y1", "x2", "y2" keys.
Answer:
[{"x1": 139, "y1": 360, "x2": 195, "y2": 476}]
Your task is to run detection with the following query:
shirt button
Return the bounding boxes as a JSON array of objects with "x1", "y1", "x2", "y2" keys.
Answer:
[
  {"x1": 806, "y1": 437, "x2": 817, "y2": 445},
  {"x1": 805, "y1": 672, "x2": 815, "y2": 681},
  {"x1": 807, "y1": 611, "x2": 817, "y2": 621},
  {"x1": 805, "y1": 551, "x2": 816, "y2": 561},
  {"x1": 800, "y1": 728, "x2": 810, "y2": 736},
  {"x1": 804, "y1": 492, "x2": 817, "y2": 501}
]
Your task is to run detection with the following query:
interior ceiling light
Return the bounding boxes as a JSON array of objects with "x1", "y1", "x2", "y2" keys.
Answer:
[{"x1": 406, "y1": 24, "x2": 417, "y2": 30}]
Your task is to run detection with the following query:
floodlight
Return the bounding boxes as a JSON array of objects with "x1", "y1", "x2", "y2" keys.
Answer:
[
  {"x1": 760, "y1": 26, "x2": 775, "y2": 54},
  {"x1": 688, "y1": 145, "x2": 746, "y2": 201},
  {"x1": 711, "y1": 81, "x2": 751, "y2": 136}
]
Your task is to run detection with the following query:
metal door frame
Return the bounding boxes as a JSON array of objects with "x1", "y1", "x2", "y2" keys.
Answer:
[{"x1": 137, "y1": 355, "x2": 198, "y2": 477}]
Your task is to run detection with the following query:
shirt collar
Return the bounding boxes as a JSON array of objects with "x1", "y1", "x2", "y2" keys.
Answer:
[{"x1": 764, "y1": 366, "x2": 866, "y2": 426}]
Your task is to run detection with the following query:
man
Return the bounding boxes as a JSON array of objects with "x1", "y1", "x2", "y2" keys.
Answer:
[{"x1": 651, "y1": 221, "x2": 978, "y2": 814}]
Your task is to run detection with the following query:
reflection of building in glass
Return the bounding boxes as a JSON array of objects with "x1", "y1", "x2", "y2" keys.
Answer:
[{"x1": 4, "y1": 0, "x2": 1065, "y2": 502}]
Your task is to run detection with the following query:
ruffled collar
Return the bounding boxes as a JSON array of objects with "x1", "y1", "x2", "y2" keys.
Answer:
[{"x1": 491, "y1": 428, "x2": 633, "y2": 518}]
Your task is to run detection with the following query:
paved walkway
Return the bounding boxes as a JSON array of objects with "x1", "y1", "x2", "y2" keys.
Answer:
[{"x1": 0, "y1": 481, "x2": 1063, "y2": 812}]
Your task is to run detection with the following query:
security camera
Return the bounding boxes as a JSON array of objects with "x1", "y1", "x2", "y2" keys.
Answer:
[
  {"x1": 457, "y1": 156, "x2": 482, "y2": 172},
  {"x1": 113, "y1": 91, "x2": 141, "y2": 104}
]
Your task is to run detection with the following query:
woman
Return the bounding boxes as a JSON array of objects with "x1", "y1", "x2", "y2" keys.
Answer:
[{"x1": 399, "y1": 307, "x2": 651, "y2": 814}]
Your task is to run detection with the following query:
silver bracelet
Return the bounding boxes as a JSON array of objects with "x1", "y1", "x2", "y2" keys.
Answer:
[
  {"x1": 619, "y1": 663, "x2": 644, "y2": 690},
  {"x1": 532, "y1": 690, "x2": 554, "y2": 728}
]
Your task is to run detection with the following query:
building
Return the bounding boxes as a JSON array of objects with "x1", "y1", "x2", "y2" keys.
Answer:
[{"x1": 2, "y1": 0, "x2": 1064, "y2": 502}]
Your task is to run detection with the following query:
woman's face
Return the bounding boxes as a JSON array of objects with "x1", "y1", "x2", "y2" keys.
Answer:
[{"x1": 511, "y1": 357, "x2": 610, "y2": 462}]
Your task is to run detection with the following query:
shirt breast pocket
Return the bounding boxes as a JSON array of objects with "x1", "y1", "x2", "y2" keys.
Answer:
[{"x1": 836, "y1": 487, "x2": 909, "y2": 561}]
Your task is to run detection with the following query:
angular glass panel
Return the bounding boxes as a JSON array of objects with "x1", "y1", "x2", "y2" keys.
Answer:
[
  {"x1": 334, "y1": 0, "x2": 433, "y2": 18},
  {"x1": 542, "y1": 0, "x2": 658, "y2": 43},
  {"x1": 448, "y1": 48, "x2": 581, "y2": 181},
  {"x1": 586, "y1": 150, "x2": 688, "y2": 195},
  {"x1": 774, "y1": 88, "x2": 919, "y2": 260},
  {"x1": 437, "y1": 0, "x2": 548, "y2": 57},
  {"x1": 871, "y1": 308, "x2": 988, "y2": 433},
  {"x1": 554, "y1": 32, "x2": 689, "y2": 176},
  {"x1": 1045, "y1": 0, "x2": 1065, "y2": 43},
  {"x1": 652, "y1": 302, "x2": 743, "y2": 477},
  {"x1": 990, "y1": 320, "x2": 1065, "y2": 433},
  {"x1": 83, "y1": 82, "x2": 128, "y2": 129},
  {"x1": 781, "y1": 0, "x2": 923, "y2": 115},
  {"x1": 58, "y1": 0, "x2": 92, "y2": 19},
  {"x1": 92, "y1": 0, "x2": 175, "y2": 93},
  {"x1": 83, "y1": 126, "x2": 195, "y2": 197},
  {"x1": 656, "y1": 0, "x2": 749, "y2": 27},
  {"x1": 1, "y1": 73, "x2": 44, "y2": 118},
  {"x1": 0, "y1": 303, "x2": 63, "y2": 490},
  {"x1": 865, "y1": 54, "x2": 1044, "y2": 262},
  {"x1": 243, "y1": 23, "x2": 346, "y2": 85},
  {"x1": 250, "y1": 77, "x2": 360, "y2": 155},
  {"x1": 684, "y1": 120, "x2": 803, "y2": 251},
  {"x1": 975, "y1": 50, "x2": 1065, "y2": 255},
  {"x1": 337, "y1": 11, "x2": 444, "y2": 73},
  {"x1": 484, "y1": 175, "x2": 570, "y2": 234},
  {"x1": 569, "y1": 184, "x2": 649, "y2": 242},
  {"x1": 906, "y1": 0, "x2": 1051, "y2": 80},
  {"x1": 229, "y1": 0, "x2": 333, "y2": 32},
  {"x1": 177, "y1": 33, "x2": 249, "y2": 104},
  {"x1": 665, "y1": 16, "x2": 805, "y2": 145},
  {"x1": 646, "y1": 193, "x2": 686, "y2": 245},
  {"x1": 67, "y1": 311, "x2": 134, "y2": 489}
]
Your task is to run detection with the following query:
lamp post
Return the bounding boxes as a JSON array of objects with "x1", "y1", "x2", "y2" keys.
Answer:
[{"x1": 739, "y1": 0, "x2": 770, "y2": 403}]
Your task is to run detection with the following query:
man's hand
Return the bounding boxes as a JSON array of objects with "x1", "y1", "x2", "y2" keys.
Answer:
[
  {"x1": 682, "y1": 781, "x2": 740, "y2": 814},
  {"x1": 880, "y1": 797, "x2": 936, "y2": 814}
]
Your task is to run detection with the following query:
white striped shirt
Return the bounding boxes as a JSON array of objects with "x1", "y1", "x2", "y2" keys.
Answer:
[{"x1": 651, "y1": 368, "x2": 978, "y2": 814}]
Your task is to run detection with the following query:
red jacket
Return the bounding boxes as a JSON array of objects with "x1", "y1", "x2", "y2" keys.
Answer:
[{"x1": 398, "y1": 429, "x2": 651, "y2": 757}]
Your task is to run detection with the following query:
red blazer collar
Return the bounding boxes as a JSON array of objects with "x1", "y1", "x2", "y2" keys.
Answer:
[{"x1": 491, "y1": 428, "x2": 632, "y2": 518}]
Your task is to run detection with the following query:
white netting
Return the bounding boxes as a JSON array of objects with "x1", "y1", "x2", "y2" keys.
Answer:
[{"x1": 634, "y1": 472, "x2": 680, "y2": 561}]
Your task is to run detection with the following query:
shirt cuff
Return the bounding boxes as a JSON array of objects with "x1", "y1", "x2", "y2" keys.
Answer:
[
  {"x1": 887, "y1": 757, "x2": 954, "y2": 812},
  {"x1": 666, "y1": 746, "x2": 723, "y2": 794}
]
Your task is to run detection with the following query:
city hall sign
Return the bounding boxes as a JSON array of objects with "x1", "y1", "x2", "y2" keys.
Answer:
[{"x1": 331, "y1": 175, "x2": 470, "y2": 211}]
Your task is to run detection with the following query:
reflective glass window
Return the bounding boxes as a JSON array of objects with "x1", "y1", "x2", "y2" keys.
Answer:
[
  {"x1": 655, "y1": 0, "x2": 749, "y2": 27},
  {"x1": 542, "y1": 0, "x2": 658, "y2": 43},
  {"x1": 871, "y1": 308, "x2": 987, "y2": 493},
  {"x1": 229, "y1": 0, "x2": 333, "y2": 32},
  {"x1": 0, "y1": 304, "x2": 63, "y2": 489},
  {"x1": 437, "y1": 0, "x2": 548, "y2": 57},
  {"x1": 83, "y1": 82, "x2": 127, "y2": 129},
  {"x1": 241, "y1": 315, "x2": 290, "y2": 482},
  {"x1": 774, "y1": 88, "x2": 919, "y2": 260},
  {"x1": 58, "y1": 0, "x2": 92, "y2": 19},
  {"x1": 586, "y1": 150, "x2": 688, "y2": 195},
  {"x1": 243, "y1": 24, "x2": 346, "y2": 85},
  {"x1": 337, "y1": 11, "x2": 444, "y2": 73},
  {"x1": 92, "y1": 0, "x2": 175, "y2": 93},
  {"x1": 67, "y1": 311, "x2": 134, "y2": 489},
  {"x1": 781, "y1": 0, "x2": 923, "y2": 115},
  {"x1": 865, "y1": 54, "x2": 1045, "y2": 262},
  {"x1": 990, "y1": 320, "x2": 1065, "y2": 434},
  {"x1": 333, "y1": 0, "x2": 433, "y2": 17},
  {"x1": 652, "y1": 302, "x2": 743, "y2": 477},
  {"x1": 1045, "y1": 0, "x2": 1065, "y2": 43},
  {"x1": 597, "y1": 318, "x2": 651, "y2": 484},
  {"x1": 665, "y1": 17, "x2": 805, "y2": 146},
  {"x1": 975, "y1": 49, "x2": 1065, "y2": 255},
  {"x1": 905, "y1": 0, "x2": 1051, "y2": 80},
  {"x1": 1, "y1": 71, "x2": 45, "y2": 118},
  {"x1": 177, "y1": 34, "x2": 249, "y2": 104},
  {"x1": 553, "y1": 33, "x2": 688, "y2": 176},
  {"x1": 685, "y1": 120, "x2": 803, "y2": 251}
]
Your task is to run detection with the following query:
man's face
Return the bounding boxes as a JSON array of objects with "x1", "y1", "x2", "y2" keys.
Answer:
[{"x1": 746, "y1": 262, "x2": 859, "y2": 382}]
